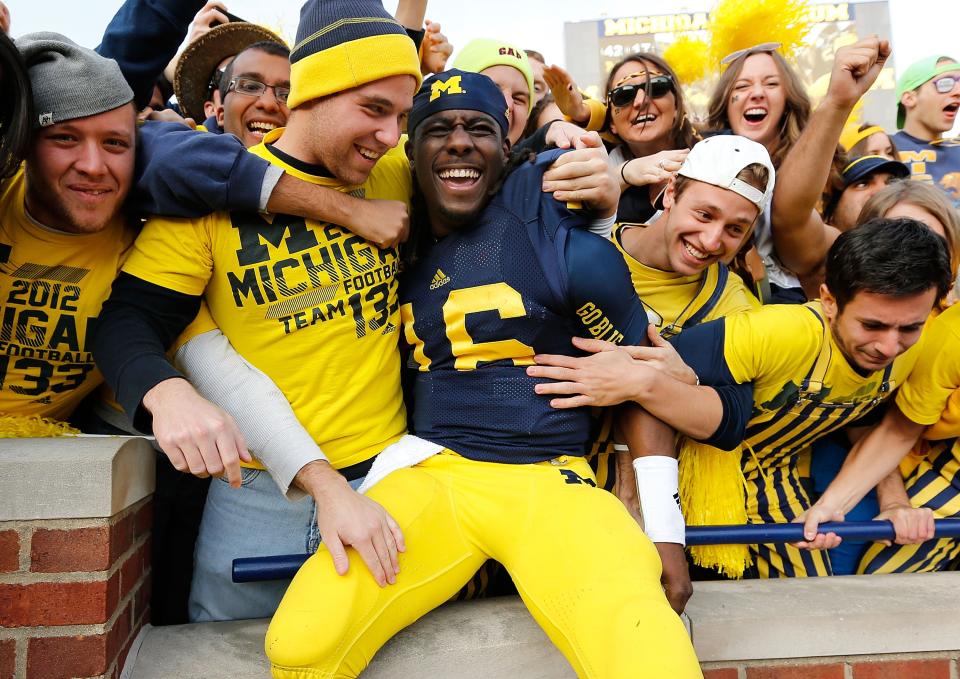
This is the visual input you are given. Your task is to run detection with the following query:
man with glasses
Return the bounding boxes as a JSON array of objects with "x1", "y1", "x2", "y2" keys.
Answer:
[
  {"x1": 215, "y1": 40, "x2": 290, "y2": 148},
  {"x1": 172, "y1": 18, "x2": 286, "y2": 131},
  {"x1": 894, "y1": 55, "x2": 960, "y2": 205}
]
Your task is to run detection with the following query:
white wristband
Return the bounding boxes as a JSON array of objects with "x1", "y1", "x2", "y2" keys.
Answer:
[{"x1": 633, "y1": 456, "x2": 685, "y2": 545}]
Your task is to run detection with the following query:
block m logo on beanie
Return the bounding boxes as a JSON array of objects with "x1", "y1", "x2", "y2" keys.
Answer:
[{"x1": 429, "y1": 75, "x2": 465, "y2": 102}]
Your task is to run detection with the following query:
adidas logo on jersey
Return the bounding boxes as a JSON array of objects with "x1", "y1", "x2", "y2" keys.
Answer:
[{"x1": 430, "y1": 269, "x2": 451, "y2": 289}]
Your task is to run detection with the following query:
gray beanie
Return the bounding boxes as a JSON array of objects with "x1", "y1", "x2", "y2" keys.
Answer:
[{"x1": 16, "y1": 32, "x2": 134, "y2": 129}]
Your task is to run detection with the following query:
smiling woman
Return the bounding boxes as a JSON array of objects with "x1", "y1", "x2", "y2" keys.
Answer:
[{"x1": 706, "y1": 48, "x2": 810, "y2": 169}]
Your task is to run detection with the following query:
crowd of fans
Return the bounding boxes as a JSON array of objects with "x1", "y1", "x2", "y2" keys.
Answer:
[{"x1": 2, "y1": 0, "x2": 960, "y2": 675}]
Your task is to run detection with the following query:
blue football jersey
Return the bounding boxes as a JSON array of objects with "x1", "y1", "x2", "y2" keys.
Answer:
[
  {"x1": 895, "y1": 131, "x2": 960, "y2": 207},
  {"x1": 400, "y1": 149, "x2": 649, "y2": 463}
]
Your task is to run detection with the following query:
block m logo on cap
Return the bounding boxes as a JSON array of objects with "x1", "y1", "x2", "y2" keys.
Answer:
[{"x1": 430, "y1": 75, "x2": 465, "y2": 102}]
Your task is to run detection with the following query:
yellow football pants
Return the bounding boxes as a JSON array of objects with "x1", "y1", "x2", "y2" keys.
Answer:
[{"x1": 265, "y1": 451, "x2": 701, "y2": 679}]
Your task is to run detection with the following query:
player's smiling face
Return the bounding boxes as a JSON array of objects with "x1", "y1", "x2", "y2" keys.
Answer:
[
  {"x1": 727, "y1": 53, "x2": 786, "y2": 152},
  {"x1": 24, "y1": 103, "x2": 136, "y2": 234},
  {"x1": 217, "y1": 49, "x2": 290, "y2": 149},
  {"x1": 411, "y1": 109, "x2": 509, "y2": 237},
  {"x1": 660, "y1": 178, "x2": 757, "y2": 275},
  {"x1": 822, "y1": 288, "x2": 935, "y2": 373}
]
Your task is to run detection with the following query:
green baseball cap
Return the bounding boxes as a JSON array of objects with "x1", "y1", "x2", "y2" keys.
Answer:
[
  {"x1": 896, "y1": 55, "x2": 959, "y2": 128},
  {"x1": 452, "y1": 38, "x2": 535, "y2": 112}
]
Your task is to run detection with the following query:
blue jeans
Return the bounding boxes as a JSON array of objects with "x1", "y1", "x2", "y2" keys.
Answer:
[{"x1": 188, "y1": 468, "x2": 363, "y2": 622}]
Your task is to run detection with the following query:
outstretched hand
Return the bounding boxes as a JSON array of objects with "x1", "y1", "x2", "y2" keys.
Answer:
[
  {"x1": 621, "y1": 149, "x2": 689, "y2": 188},
  {"x1": 420, "y1": 20, "x2": 453, "y2": 75},
  {"x1": 527, "y1": 336, "x2": 655, "y2": 408},
  {"x1": 543, "y1": 64, "x2": 591, "y2": 125}
]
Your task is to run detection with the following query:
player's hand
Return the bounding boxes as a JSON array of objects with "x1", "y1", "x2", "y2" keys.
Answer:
[
  {"x1": 824, "y1": 35, "x2": 891, "y2": 110},
  {"x1": 138, "y1": 106, "x2": 197, "y2": 128},
  {"x1": 420, "y1": 20, "x2": 453, "y2": 75},
  {"x1": 142, "y1": 377, "x2": 252, "y2": 487},
  {"x1": 296, "y1": 461, "x2": 405, "y2": 587},
  {"x1": 791, "y1": 504, "x2": 843, "y2": 551},
  {"x1": 528, "y1": 340, "x2": 655, "y2": 408},
  {"x1": 543, "y1": 64, "x2": 591, "y2": 125},
  {"x1": 875, "y1": 503, "x2": 934, "y2": 546},
  {"x1": 341, "y1": 198, "x2": 410, "y2": 249},
  {"x1": 655, "y1": 542, "x2": 692, "y2": 615},
  {"x1": 621, "y1": 149, "x2": 688, "y2": 187},
  {"x1": 542, "y1": 132, "x2": 619, "y2": 217}
]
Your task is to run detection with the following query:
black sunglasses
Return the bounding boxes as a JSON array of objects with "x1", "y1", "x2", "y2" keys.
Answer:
[{"x1": 608, "y1": 76, "x2": 674, "y2": 108}]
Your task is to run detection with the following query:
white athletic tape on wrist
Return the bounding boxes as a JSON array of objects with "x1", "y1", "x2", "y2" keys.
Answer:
[{"x1": 633, "y1": 456, "x2": 685, "y2": 545}]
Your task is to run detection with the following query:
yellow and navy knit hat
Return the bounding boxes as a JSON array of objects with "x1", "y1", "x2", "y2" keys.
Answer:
[{"x1": 288, "y1": 0, "x2": 423, "y2": 109}]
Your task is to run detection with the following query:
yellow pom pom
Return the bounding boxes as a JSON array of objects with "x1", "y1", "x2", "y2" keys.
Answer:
[
  {"x1": 708, "y1": 0, "x2": 815, "y2": 67},
  {"x1": 678, "y1": 437, "x2": 751, "y2": 578},
  {"x1": 0, "y1": 414, "x2": 80, "y2": 438},
  {"x1": 664, "y1": 36, "x2": 711, "y2": 85}
]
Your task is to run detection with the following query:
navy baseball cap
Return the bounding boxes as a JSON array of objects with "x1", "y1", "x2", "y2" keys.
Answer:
[
  {"x1": 842, "y1": 155, "x2": 910, "y2": 187},
  {"x1": 408, "y1": 69, "x2": 510, "y2": 139}
]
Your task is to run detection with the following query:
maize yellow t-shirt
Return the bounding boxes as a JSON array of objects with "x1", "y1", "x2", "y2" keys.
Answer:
[
  {"x1": 122, "y1": 129, "x2": 411, "y2": 468},
  {"x1": 896, "y1": 302, "x2": 960, "y2": 427},
  {"x1": 0, "y1": 167, "x2": 135, "y2": 420}
]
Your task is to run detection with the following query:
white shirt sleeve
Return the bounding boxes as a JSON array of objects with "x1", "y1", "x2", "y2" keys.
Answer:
[
  {"x1": 174, "y1": 328, "x2": 324, "y2": 500},
  {"x1": 585, "y1": 212, "x2": 617, "y2": 238}
]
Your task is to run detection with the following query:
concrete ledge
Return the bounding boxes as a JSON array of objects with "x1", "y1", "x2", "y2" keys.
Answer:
[
  {"x1": 0, "y1": 436, "x2": 155, "y2": 520},
  {"x1": 687, "y1": 572, "x2": 960, "y2": 661},
  {"x1": 125, "y1": 573, "x2": 960, "y2": 678}
]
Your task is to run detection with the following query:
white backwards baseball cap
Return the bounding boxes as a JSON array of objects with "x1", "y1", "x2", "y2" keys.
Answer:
[{"x1": 666, "y1": 135, "x2": 776, "y2": 211}]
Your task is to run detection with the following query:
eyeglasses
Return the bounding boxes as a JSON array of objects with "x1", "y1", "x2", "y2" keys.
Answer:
[
  {"x1": 226, "y1": 77, "x2": 290, "y2": 105},
  {"x1": 607, "y1": 76, "x2": 674, "y2": 108},
  {"x1": 932, "y1": 75, "x2": 959, "y2": 93},
  {"x1": 720, "y1": 42, "x2": 782, "y2": 66}
]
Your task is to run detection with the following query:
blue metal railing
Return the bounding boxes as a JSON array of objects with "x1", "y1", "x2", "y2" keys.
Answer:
[{"x1": 231, "y1": 518, "x2": 960, "y2": 582}]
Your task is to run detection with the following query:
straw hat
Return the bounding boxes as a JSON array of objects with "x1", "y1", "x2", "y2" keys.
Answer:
[{"x1": 174, "y1": 21, "x2": 285, "y2": 121}]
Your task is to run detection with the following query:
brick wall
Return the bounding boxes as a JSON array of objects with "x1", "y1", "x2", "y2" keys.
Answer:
[
  {"x1": 0, "y1": 497, "x2": 152, "y2": 679},
  {"x1": 702, "y1": 652, "x2": 960, "y2": 679}
]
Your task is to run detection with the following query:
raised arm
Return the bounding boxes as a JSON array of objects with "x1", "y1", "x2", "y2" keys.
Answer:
[
  {"x1": 771, "y1": 37, "x2": 890, "y2": 277},
  {"x1": 97, "y1": 0, "x2": 204, "y2": 108},
  {"x1": 393, "y1": 0, "x2": 427, "y2": 33}
]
